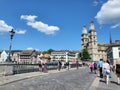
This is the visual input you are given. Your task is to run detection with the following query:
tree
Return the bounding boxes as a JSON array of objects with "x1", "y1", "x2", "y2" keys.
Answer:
[
  {"x1": 42, "y1": 49, "x2": 54, "y2": 54},
  {"x1": 78, "y1": 49, "x2": 91, "y2": 61},
  {"x1": 78, "y1": 52, "x2": 82, "y2": 59},
  {"x1": 47, "y1": 49, "x2": 54, "y2": 54}
]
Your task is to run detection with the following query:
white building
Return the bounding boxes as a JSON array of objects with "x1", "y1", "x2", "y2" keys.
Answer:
[
  {"x1": 51, "y1": 50, "x2": 79, "y2": 62},
  {"x1": 106, "y1": 40, "x2": 120, "y2": 64},
  {"x1": 0, "y1": 50, "x2": 8, "y2": 62}
]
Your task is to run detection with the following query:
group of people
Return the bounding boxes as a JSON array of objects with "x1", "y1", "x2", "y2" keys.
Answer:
[
  {"x1": 38, "y1": 62, "x2": 48, "y2": 73},
  {"x1": 57, "y1": 61, "x2": 70, "y2": 71},
  {"x1": 89, "y1": 58, "x2": 120, "y2": 85},
  {"x1": 89, "y1": 61, "x2": 98, "y2": 74}
]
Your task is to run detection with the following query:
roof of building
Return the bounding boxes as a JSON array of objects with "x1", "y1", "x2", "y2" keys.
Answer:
[
  {"x1": 51, "y1": 50, "x2": 79, "y2": 53},
  {"x1": 20, "y1": 50, "x2": 36, "y2": 55}
]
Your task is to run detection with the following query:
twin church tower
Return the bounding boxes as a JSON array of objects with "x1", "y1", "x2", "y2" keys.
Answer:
[{"x1": 81, "y1": 21, "x2": 109, "y2": 61}]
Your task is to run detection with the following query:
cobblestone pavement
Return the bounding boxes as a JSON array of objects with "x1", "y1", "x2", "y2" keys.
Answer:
[
  {"x1": 0, "y1": 68, "x2": 96, "y2": 90},
  {"x1": 89, "y1": 72, "x2": 120, "y2": 90}
]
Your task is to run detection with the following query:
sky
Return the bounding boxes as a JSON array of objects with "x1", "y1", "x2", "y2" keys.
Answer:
[{"x1": 0, "y1": 0, "x2": 120, "y2": 51}]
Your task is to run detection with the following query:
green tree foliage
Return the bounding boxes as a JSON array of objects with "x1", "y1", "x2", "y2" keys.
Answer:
[
  {"x1": 42, "y1": 49, "x2": 54, "y2": 54},
  {"x1": 47, "y1": 49, "x2": 54, "y2": 54},
  {"x1": 78, "y1": 49, "x2": 91, "y2": 61},
  {"x1": 78, "y1": 52, "x2": 82, "y2": 59}
]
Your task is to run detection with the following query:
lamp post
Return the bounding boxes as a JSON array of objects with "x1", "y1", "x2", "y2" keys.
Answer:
[{"x1": 7, "y1": 29, "x2": 15, "y2": 62}]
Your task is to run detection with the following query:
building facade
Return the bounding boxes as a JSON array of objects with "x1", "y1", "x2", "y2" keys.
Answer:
[
  {"x1": 51, "y1": 50, "x2": 79, "y2": 62},
  {"x1": 81, "y1": 21, "x2": 109, "y2": 61},
  {"x1": 0, "y1": 50, "x2": 8, "y2": 62},
  {"x1": 19, "y1": 50, "x2": 37, "y2": 64},
  {"x1": 106, "y1": 40, "x2": 120, "y2": 64}
]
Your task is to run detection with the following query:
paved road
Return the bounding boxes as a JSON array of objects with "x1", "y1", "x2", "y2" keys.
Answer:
[
  {"x1": 0, "y1": 68, "x2": 96, "y2": 90},
  {"x1": 90, "y1": 71, "x2": 120, "y2": 90}
]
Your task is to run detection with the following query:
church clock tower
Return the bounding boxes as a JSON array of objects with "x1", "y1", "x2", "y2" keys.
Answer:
[
  {"x1": 81, "y1": 25, "x2": 88, "y2": 49},
  {"x1": 88, "y1": 21, "x2": 98, "y2": 61}
]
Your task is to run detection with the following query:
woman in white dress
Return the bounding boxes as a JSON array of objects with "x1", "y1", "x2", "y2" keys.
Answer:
[{"x1": 102, "y1": 60, "x2": 110, "y2": 84}]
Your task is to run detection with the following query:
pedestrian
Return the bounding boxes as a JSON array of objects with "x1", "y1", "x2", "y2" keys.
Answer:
[
  {"x1": 58, "y1": 60, "x2": 62, "y2": 71},
  {"x1": 114, "y1": 58, "x2": 120, "y2": 85},
  {"x1": 102, "y1": 59, "x2": 110, "y2": 84},
  {"x1": 61, "y1": 61, "x2": 65, "y2": 69},
  {"x1": 66, "y1": 61, "x2": 69, "y2": 70},
  {"x1": 94, "y1": 62, "x2": 97, "y2": 74},
  {"x1": 38, "y1": 63, "x2": 42, "y2": 72},
  {"x1": 43, "y1": 61, "x2": 48, "y2": 73},
  {"x1": 98, "y1": 59, "x2": 103, "y2": 78},
  {"x1": 76, "y1": 60, "x2": 79, "y2": 69},
  {"x1": 89, "y1": 61, "x2": 94, "y2": 73},
  {"x1": 107, "y1": 60, "x2": 112, "y2": 78}
]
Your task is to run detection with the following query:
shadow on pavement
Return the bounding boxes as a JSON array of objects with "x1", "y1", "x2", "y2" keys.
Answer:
[
  {"x1": 99, "y1": 79, "x2": 106, "y2": 83},
  {"x1": 110, "y1": 81, "x2": 118, "y2": 85}
]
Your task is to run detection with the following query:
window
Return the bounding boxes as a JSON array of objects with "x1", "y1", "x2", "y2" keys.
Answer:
[
  {"x1": 119, "y1": 52, "x2": 120, "y2": 57},
  {"x1": 118, "y1": 47, "x2": 120, "y2": 50}
]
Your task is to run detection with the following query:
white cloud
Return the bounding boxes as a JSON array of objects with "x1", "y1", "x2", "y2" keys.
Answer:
[
  {"x1": 15, "y1": 30, "x2": 26, "y2": 34},
  {"x1": 21, "y1": 15, "x2": 37, "y2": 22},
  {"x1": 0, "y1": 20, "x2": 13, "y2": 32},
  {"x1": 0, "y1": 20, "x2": 26, "y2": 34},
  {"x1": 21, "y1": 15, "x2": 60, "y2": 35},
  {"x1": 110, "y1": 23, "x2": 120, "y2": 29},
  {"x1": 26, "y1": 47, "x2": 39, "y2": 51},
  {"x1": 26, "y1": 47, "x2": 34, "y2": 50},
  {"x1": 93, "y1": 0, "x2": 103, "y2": 6},
  {"x1": 95, "y1": 0, "x2": 120, "y2": 28}
]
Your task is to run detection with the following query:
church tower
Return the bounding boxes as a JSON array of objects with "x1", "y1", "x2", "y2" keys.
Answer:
[
  {"x1": 88, "y1": 21, "x2": 98, "y2": 61},
  {"x1": 81, "y1": 25, "x2": 88, "y2": 49}
]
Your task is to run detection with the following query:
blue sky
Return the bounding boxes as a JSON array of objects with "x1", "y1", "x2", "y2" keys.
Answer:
[{"x1": 0, "y1": 0, "x2": 120, "y2": 51}]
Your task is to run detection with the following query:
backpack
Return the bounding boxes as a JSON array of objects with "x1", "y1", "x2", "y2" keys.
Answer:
[
  {"x1": 116, "y1": 64, "x2": 120, "y2": 73},
  {"x1": 94, "y1": 63, "x2": 97, "y2": 68}
]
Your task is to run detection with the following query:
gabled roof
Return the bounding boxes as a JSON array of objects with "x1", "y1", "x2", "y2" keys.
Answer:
[{"x1": 20, "y1": 50, "x2": 35, "y2": 55}]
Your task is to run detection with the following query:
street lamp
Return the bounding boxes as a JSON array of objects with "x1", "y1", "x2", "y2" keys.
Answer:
[{"x1": 7, "y1": 29, "x2": 15, "y2": 62}]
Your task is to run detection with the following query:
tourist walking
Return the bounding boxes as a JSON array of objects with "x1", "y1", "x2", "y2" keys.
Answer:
[
  {"x1": 58, "y1": 60, "x2": 62, "y2": 71},
  {"x1": 102, "y1": 59, "x2": 110, "y2": 84},
  {"x1": 98, "y1": 59, "x2": 103, "y2": 78},
  {"x1": 61, "y1": 61, "x2": 65, "y2": 69},
  {"x1": 94, "y1": 62, "x2": 97, "y2": 74},
  {"x1": 43, "y1": 60, "x2": 48, "y2": 73},
  {"x1": 89, "y1": 61, "x2": 94, "y2": 73},
  {"x1": 38, "y1": 63, "x2": 43, "y2": 72},
  {"x1": 76, "y1": 60, "x2": 79, "y2": 69},
  {"x1": 114, "y1": 58, "x2": 120, "y2": 84},
  {"x1": 66, "y1": 61, "x2": 69, "y2": 70},
  {"x1": 107, "y1": 60, "x2": 112, "y2": 78}
]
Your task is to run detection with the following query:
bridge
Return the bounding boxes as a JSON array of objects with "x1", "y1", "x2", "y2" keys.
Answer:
[{"x1": 0, "y1": 64, "x2": 120, "y2": 90}]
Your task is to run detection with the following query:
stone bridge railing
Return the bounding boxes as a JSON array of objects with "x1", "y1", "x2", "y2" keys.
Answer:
[{"x1": 0, "y1": 63, "x2": 82, "y2": 76}]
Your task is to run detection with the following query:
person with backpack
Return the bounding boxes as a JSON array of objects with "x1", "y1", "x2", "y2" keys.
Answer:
[
  {"x1": 98, "y1": 59, "x2": 103, "y2": 78},
  {"x1": 94, "y1": 62, "x2": 97, "y2": 74},
  {"x1": 102, "y1": 59, "x2": 110, "y2": 84},
  {"x1": 114, "y1": 58, "x2": 120, "y2": 85}
]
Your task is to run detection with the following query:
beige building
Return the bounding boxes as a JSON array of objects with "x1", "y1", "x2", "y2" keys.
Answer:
[
  {"x1": 19, "y1": 50, "x2": 37, "y2": 64},
  {"x1": 81, "y1": 21, "x2": 110, "y2": 61}
]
